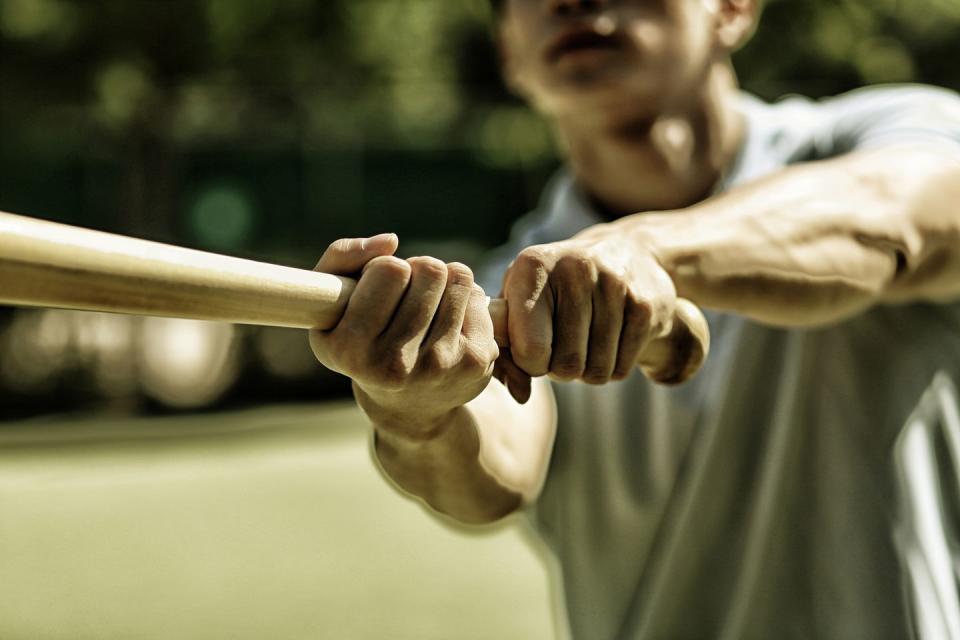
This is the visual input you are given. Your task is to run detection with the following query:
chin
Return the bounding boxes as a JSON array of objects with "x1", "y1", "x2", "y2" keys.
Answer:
[{"x1": 534, "y1": 71, "x2": 669, "y2": 122}]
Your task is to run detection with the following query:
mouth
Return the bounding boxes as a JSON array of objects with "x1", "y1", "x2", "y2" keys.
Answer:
[{"x1": 545, "y1": 25, "x2": 625, "y2": 64}]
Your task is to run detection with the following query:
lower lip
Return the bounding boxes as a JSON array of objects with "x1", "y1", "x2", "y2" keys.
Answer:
[{"x1": 552, "y1": 46, "x2": 620, "y2": 61}]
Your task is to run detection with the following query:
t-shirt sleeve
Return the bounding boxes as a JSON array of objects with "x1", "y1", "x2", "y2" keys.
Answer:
[
  {"x1": 819, "y1": 84, "x2": 960, "y2": 156},
  {"x1": 475, "y1": 173, "x2": 605, "y2": 297}
]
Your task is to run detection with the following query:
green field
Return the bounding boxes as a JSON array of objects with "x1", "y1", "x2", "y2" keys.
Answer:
[{"x1": 0, "y1": 403, "x2": 560, "y2": 639}]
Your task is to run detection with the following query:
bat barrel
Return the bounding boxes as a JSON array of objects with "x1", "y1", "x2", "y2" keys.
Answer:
[
  {"x1": 0, "y1": 211, "x2": 355, "y2": 330},
  {"x1": 0, "y1": 211, "x2": 707, "y2": 384}
]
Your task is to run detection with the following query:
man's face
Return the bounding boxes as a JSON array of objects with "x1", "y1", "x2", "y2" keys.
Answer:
[{"x1": 498, "y1": 0, "x2": 727, "y2": 119}]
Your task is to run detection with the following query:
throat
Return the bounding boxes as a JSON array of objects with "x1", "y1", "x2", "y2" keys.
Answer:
[
  {"x1": 558, "y1": 64, "x2": 745, "y2": 217},
  {"x1": 568, "y1": 116, "x2": 724, "y2": 218}
]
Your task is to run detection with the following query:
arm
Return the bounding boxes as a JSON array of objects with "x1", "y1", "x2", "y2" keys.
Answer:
[
  {"x1": 491, "y1": 142, "x2": 958, "y2": 387},
  {"x1": 309, "y1": 232, "x2": 701, "y2": 523},
  {"x1": 367, "y1": 375, "x2": 556, "y2": 524},
  {"x1": 606, "y1": 145, "x2": 960, "y2": 327},
  {"x1": 308, "y1": 235, "x2": 557, "y2": 525}
]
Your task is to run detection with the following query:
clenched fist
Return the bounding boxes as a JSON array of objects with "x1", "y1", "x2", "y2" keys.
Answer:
[
  {"x1": 495, "y1": 223, "x2": 682, "y2": 402},
  {"x1": 309, "y1": 234, "x2": 500, "y2": 438}
]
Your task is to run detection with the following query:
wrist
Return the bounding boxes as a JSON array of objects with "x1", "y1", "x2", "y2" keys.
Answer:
[
  {"x1": 613, "y1": 210, "x2": 707, "y2": 286},
  {"x1": 353, "y1": 381, "x2": 458, "y2": 442}
]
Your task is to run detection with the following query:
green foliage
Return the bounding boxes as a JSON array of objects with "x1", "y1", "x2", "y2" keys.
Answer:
[
  {"x1": 2, "y1": 0, "x2": 956, "y2": 156},
  {"x1": 737, "y1": 0, "x2": 960, "y2": 99},
  {"x1": 0, "y1": 0, "x2": 957, "y2": 247}
]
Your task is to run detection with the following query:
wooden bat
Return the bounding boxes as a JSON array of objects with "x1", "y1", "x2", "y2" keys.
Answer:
[{"x1": 0, "y1": 211, "x2": 709, "y2": 384}]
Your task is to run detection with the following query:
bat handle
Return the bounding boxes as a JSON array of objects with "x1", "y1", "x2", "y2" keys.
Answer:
[{"x1": 486, "y1": 296, "x2": 709, "y2": 385}]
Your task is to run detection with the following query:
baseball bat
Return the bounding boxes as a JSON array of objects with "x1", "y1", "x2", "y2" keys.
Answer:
[{"x1": 0, "y1": 211, "x2": 708, "y2": 384}]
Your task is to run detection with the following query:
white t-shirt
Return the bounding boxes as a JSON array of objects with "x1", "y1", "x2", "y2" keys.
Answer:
[{"x1": 479, "y1": 85, "x2": 960, "y2": 640}]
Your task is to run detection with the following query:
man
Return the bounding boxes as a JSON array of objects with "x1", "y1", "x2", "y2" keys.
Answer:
[{"x1": 310, "y1": 0, "x2": 960, "y2": 637}]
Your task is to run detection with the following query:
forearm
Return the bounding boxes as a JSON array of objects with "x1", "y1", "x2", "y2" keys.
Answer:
[
  {"x1": 359, "y1": 377, "x2": 555, "y2": 525},
  {"x1": 615, "y1": 146, "x2": 960, "y2": 326}
]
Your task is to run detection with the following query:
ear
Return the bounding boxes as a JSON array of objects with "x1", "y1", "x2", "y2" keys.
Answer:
[{"x1": 712, "y1": 0, "x2": 761, "y2": 52}]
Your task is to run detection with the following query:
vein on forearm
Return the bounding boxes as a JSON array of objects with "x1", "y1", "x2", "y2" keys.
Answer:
[{"x1": 627, "y1": 145, "x2": 960, "y2": 326}]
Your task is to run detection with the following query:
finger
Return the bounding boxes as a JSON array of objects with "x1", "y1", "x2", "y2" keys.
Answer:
[
  {"x1": 380, "y1": 256, "x2": 448, "y2": 350},
  {"x1": 335, "y1": 256, "x2": 411, "y2": 337},
  {"x1": 639, "y1": 299, "x2": 709, "y2": 385},
  {"x1": 314, "y1": 233, "x2": 398, "y2": 275},
  {"x1": 494, "y1": 349, "x2": 533, "y2": 404},
  {"x1": 612, "y1": 296, "x2": 650, "y2": 380},
  {"x1": 423, "y1": 263, "x2": 474, "y2": 352},
  {"x1": 504, "y1": 250, "x2": 554, "y2": 377},
  {"x1": 549, "y1": 264, "x2": 592, "y2": 381},
  {"x1": 583, "y1": 277, "x2": 624, "y2": 385},
  {"x1": 462, "y1": 285, "x2": 495, "y2": 345},
  {"x1": 308, "y1": 327, "x2": 336, "y2": 370}
]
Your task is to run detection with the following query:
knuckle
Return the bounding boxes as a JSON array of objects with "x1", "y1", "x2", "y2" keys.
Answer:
[
  {"x1": 421, "y1": 345, "x2": 456, "y2": 372},
  {"x1": 611, "y1": 366, "x2": 633, "y2": 381},
  {"x1": 463, "y1": 339, "x2": 498, "y2": 370},
  {"x1": 519, "y1": 245, "x2": 550, "y2": 261},
  {"x1": 514, "y1": 247, "x2": 550, "y2": 272},
  {"x1": 445, "y1": 262, "x2": 475, "y2": 288},
  {"x1": 557, "y1": 254, "x2": 596, "y2": 278},
  {"x1": 514, "y1": 339, "x2": 551, "y2": 368},
  {"x1": 328, "y1": 237, "x2": 355, "y2": 254},
  {"x1": 487, "y1": 340, "x2": 501, "y2": 363},
  {"x1": 583, "y1": 365, "x2": 611, "y2": 385},
  {"x1": 459, "y1": 350, "x2": 485, "y2": 374},
  {"x1": 409, "y1": 256, "x2": 448, "y2": 282},
  {"x1": 366, "y1": 255, "x2": 411, "y2": 279},
  {"x1": 377, "y1": 348, "x2": 414, "y2": 388},
  {"x1": 625, "y1": 295, "x2": 653, "y2": 325},
  {"x1": 551, "y1": 351, "x2": 585, "y2": 379},
  {"x1": 598, "y1": 271, "x2": 628, "y2": 297}
]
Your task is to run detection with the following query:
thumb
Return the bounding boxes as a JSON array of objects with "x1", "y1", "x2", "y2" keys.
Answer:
[
  {"x1": 314, "y1": 233, "x2": 399, "y2": 275},
  {"x1": 494, "y1": 349, "x2": 533, "y2": 404}
]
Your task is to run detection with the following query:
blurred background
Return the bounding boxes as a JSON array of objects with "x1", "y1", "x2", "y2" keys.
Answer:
[
  {"x1": 0, "y1": 1, "x2": 958, "y2": 638},
  {"x1": 1, "y1": 0, "x2": 959, "y2": 414}
]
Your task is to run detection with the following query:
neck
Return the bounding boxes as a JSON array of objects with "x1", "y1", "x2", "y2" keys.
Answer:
[{"x1": 554, "y1": 62, "x2": 745, "y2": 217}]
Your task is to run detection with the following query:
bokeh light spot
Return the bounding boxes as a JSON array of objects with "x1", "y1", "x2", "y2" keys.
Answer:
[
  {"x1": 96, "y1": 61, "x2": 152, "y2": 128},
  {"x1": 189, "y1": 185, "x2": 256, "y2": 251},
  {"x1": 138, "y1": 318, "x2": 238, "y2": 408},
  {"x1": 855, "y1": 37, "x2": 916, "y2": 84},
  {"x1": 0, "y1": 0, "x2": 70, "y2": 40}
]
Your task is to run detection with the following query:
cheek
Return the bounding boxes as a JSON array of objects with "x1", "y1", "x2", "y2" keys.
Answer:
[
  {"x1": 660, "y1": 7, "x2": 717, "y2": 82},
  {"x1": 630, "y1": 21, "x2": 668, "y2": 58},
  {"x1": 500, "y1": 18, "x2": 543, "y2": 91},
  {"x1": 624, "y1": 18, "x2": 693, "y2": 88},
  {"x1": 505, "y1": 44, "x2": 543, "y2": 98},
  {"x1": 678, "y1": 1, "x2": 718, "y2": 59}
]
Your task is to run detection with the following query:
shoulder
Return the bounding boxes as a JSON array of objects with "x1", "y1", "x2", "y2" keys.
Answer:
[
  {"x1": 753, "y1": 84, "x2": 960, "y2": 121},
  {"x1": 735, "y1": 84, "x2": 960, "y2": 168},
  {"x1": 819, "y1": 83, "x2": 960, "y2": 115},
  {"x1": 808, "y1": 84, "x2": 960, "y2": 154}
]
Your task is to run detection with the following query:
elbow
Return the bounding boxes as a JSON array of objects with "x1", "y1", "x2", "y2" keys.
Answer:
[{"x1": 426, "y1": 490, "x2": 524, "y2": 527}]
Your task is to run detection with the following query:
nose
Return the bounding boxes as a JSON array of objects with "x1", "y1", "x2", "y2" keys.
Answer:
[{"x1": 546, "y1": 0, "x2": 608, "y2": 17}]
